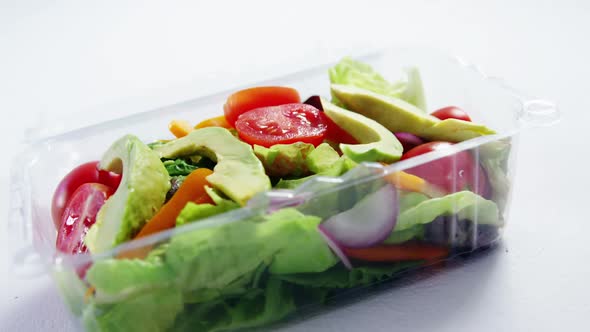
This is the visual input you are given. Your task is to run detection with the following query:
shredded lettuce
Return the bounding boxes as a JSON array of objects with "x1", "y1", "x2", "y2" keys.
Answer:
[{"x1": 329, "y1": 57, "x2": 427, "y2": 111}]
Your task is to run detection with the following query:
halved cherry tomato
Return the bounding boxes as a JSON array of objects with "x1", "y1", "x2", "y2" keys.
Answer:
[
  {"x1": 223, "y1": 86, "x2": 301, "y2": 127},
  {"x1": 52, "y1": 161, "x2": 121, "y2": 229},
  {"x1": 235, "y1": 103, "x2": 328, "y2": 147},
  {"x1": 56, "y1": 183, "x2": 113, "y2": 255},
  {"x1": 401, "y1": 141, "x2": 489, "y2": 197},
  {"x1": 431, "y1": 106, "x2": 472, "y2": 122}
]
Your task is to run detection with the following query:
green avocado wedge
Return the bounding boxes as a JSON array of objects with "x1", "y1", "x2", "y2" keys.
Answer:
[
  {"x1": 152, "y1": 127, "x2": 271, "y2": 205},
  {"x1": 85, "y1": 135, "x2": 170, "y2": 253},
  {"x1": 321, "y1": 98, "x2": 403, "y2": 163},
  {"x1": 331, "y1": 84, "x2": 496, "y2": 142}
]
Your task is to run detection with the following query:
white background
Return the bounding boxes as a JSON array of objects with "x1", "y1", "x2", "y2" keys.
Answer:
[{"x1": 1, "y1": 0, "x2": 589, "y2": 331}]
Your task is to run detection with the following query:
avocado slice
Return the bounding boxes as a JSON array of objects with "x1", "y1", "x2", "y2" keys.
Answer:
[
  {"x1": 321, "y1": 98, "x2": 403, "y2": 163},
  {"x1": 152, "y1": 127, "x2": 271, "y2": 205},
  {"x1": 330, "y1": 84, "x2": 496, "y2": 142},
  {"x1": 86, "y1": 135, "x2": 170, "y2": 253},
  {"x1": 253, "y1": 142, "x2": 314, "y2": 177}
]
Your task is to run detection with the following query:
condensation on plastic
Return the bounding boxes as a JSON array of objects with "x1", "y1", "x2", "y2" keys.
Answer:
[{"x1": 8, "y1": 47, "x2": 559, "y2": 331}]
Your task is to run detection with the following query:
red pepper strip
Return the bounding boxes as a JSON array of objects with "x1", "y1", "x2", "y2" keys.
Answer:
[{"x1": 343, "y1": 243, "x2": 450, "y2": 262}]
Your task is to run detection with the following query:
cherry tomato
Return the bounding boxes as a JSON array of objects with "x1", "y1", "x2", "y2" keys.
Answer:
[
  {"x1": 431, "y1": 106, "x2": 472, "y2": 122},
  {"x1": 223, "y1": 86, "x2": 301, "y2": 127},
  {"x1": 52, "y1": 161, "x2": 121, "y2": 229},
  {"x1": 56, "y1": 183, "x2": 113, "y2": 255},
  {"x1": 235, "y1": 103, "x2": 329, "y2": 147},
  {"x1": 401, "y1": 141, "x2": 489, "y2": 197}
]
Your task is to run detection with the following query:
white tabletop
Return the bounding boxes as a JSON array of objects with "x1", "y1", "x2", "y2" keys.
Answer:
[{"x1": 1, "y1": 1, "x2": 588, "y2": 331}]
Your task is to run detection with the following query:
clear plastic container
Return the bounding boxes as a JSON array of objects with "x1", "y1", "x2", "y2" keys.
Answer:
[{"x1": 9, "y1": 47, "x2": 559, "y2": 332}]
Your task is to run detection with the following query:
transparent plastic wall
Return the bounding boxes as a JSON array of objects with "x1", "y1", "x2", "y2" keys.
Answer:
[{"x1": 9, "y1": 47, "x2": 557, "y2": 331}]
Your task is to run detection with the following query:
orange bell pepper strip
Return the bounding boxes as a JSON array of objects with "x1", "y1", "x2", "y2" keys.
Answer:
[
  {"x1": 169, "y1": 119, "x2": 194, "y2": 138},
  {"x1": 135, "y1": 168, "x2": 214, "y2": 239},
  {"x1": 118, "y1": 168, "x2": 214, "y2": 259},
  {"x1": 383, "y1": 168, "x2": 445, "y2": 198},
  {"x1": 343, "y1": 244, "x2": 450, "y2": 262},
  {"x1": 194, "y1": 115, "x2": 232, "y2": 129}
]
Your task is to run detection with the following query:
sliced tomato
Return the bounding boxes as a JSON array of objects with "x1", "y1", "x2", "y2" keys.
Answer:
[
  {"x1": 324, "y1": 116, "x2": 359, "y2": 145},
  {"x1": 52, "y1": 161, "x2": 121, "y2": 229},
  {"x1": 431, "y1": 106, "x2": 472, "y2": 122},
  {"x1": 56, "y1": 183, "x2": 113, "y2": 255},
  {"x1": 235, "y1": 103, "x2": 328, "y2": 147},
  {"x1": 223, "y1": 86, "x2": 301, "y2": 127}
]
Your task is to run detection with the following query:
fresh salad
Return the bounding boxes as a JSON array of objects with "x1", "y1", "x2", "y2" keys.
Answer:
[{"x1": 51, "y1": 57, "x2": 509, "y2": 332}]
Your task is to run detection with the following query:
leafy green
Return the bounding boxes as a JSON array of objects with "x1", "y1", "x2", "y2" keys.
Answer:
[
  {"x1": 383, "y1": 225, "x2": 425, "y2": 244},
  {"x1": 171, "y1": 278, "x2": 297, "y2": 332},
  {"x1": 280, "y1": 262, "x2": 419, "y2": 289},
  {"x1": 329, "y1": 57, "x2": 427, "y2": 110},
  {"x1": 479, "y1": 138, "x2": 512, "y2": 213},
  {"x1": 86, "y1": 258, "x2": 174, "y2": 298},
  {"x1": 165, "y1": 209, "x2": 337, "y2": 294},
  {"x1": 268, "y1": 213, "x2": 338, "y2": 275},
  {"x1": 395, "y1": 191, "x2": 501, "y2": 232},
  {"x1": 83, "y1": 287, "x2": 183, "y2": 332},
  {"x1": 163, "y1": 158, "x2": 199, "y2": 176}
]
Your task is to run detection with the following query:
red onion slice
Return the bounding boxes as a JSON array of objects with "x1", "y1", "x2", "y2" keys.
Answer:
[
  {"x1": 394, "y1": 132, "x2": 424, "y2": 152},
  {"x1": 318, "y1": 185, "x2": 398, "y2": 249},
  {"x1": 318, "y1": 226, "x2": 352, "y2": 269}
]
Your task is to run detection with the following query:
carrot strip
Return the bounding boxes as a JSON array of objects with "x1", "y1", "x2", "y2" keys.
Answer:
[
  {"x1": 118, "y1": 168, "x2": 213, "y2": 259},
  {"x1": 135, "y1": 168, "x2": 213, "y2": 239},
  {"x1": 195, "y1": 115, "x2": 232, "y2": 129},
  {"x1": 343, "y1": 244, "x2": 450, "y2": 262}
]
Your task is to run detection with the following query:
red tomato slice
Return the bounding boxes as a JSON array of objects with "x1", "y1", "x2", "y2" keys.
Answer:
[
  {"x1": 235, "y1": 103, "x2": 329, "y2": 147},
  {"x1": 431, "y1": 106, "x2": 472, "y2": 122},
  {"x1": 223, "y1": 86, "x2": 301, "y2": 127},
  {"x1": 324, "y1": 116, "x2": 359, "y2": 145},
  {"x1": 56, "y1": 183, "x2": 113, "y2": 255},
  {"x1": 401, "y1": 141, "x2": 490, "y2": 197},
  {"x1": 52, "y1": 161, "x2": 121, "y2": 229}
]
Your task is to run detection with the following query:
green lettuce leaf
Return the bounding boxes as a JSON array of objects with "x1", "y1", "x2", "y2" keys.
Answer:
[
  {"x1": 83, "y1": 287, "x2": 183, "y2": 332},
  {"x1": 383, "y1": 225, "x2": 425, "y2": 244},
  {"x1": 394, "y1": 191, "x2": 501, "y2": 232},
  {"x1": 280, "y1": 262, "x2": 419, "y2": 289},
  {"x1": 86, "y1": 258, "x2": 175, "y2": 299},
  {"x1": 163, "y1": 158, "x2": 199, "y2": 176},
  {"x1": 165, "y1": 208, "x2": 336, "y2": 293},
  {"x1": 329, "y1": 57, "x2": 427, "y2": 110},
  {"x1": 479, "y1": 138, "x2": 512, "y2": 213},
  {"x1": 268, "y1": 213, "x2": 338, "y2": 275},
  {"x1": 171, "y1": 278, "x2": 296, "y2": 332}
]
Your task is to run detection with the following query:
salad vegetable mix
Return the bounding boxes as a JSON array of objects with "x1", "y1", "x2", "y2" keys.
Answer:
[{"x1": 51, "y1": 57, "x2": 510, "y2": 331}]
